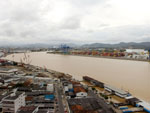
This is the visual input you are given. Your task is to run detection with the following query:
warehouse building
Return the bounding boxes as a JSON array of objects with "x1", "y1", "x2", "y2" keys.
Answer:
[{"x1": 104, "y1": 84, "x2": 130, "y2": 98}]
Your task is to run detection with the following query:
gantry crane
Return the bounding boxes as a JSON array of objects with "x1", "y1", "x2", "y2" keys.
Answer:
[
  {"x1": 148, "y1": 49, "x2": 150, "y2": 61},
  {"x1": 60, "y1": 44, "x2": 70, "y2": 54}
]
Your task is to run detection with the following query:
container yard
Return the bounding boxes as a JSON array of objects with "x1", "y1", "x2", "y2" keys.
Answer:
[{"x1": 47, "y1": 48, "x2": 150, "y2": 62}]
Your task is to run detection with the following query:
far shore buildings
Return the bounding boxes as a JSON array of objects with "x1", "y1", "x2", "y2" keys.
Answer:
[
  {"x1": 0, "y1": 52, "x2": 4, "y2": 57},
  {"x1": 125, "y1": 49, "x2": 149, "y2": 60},
  {"x1": 125, "y1": 49, "x2": 147, "y2": 54}
]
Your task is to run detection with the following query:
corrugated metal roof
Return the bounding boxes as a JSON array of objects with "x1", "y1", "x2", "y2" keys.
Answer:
[{"x1": 104, "y1": 84, "x2": 128, "y2": 95}]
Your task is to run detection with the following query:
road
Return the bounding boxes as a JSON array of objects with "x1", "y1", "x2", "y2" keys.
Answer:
[{"x1": 56, "y1": 83, "x2": 65, "y2": 113}]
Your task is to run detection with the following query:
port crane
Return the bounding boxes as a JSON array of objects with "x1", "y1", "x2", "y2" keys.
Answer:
[
  {"x1": 60, "y1": 44, "x2": 70, "y2": 54},
  {"x1": 148, "y1": 49, "x2": 150, "y2": 61}
]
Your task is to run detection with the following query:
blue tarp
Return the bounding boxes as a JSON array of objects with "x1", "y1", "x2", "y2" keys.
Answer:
[
  {"x1": 123, "y1": 111, "x2": 132, "y2": 113},
  {"x1": 144, "y1": 108, "x2": 150, "y2": 113},
  {"x1": 69, "y1": 88, "x2": 74, "y2": 92},
  {"x1": 45, "y1": 94, "x2": 55, "y2": 100},
  {"x1": 120, "y1": 107, "x2": 128, "y2": 110}
]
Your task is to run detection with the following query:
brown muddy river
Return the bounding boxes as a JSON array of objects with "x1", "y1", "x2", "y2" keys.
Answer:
[{"x1": 4, "y1": 52, "x2": 150, "y2": 102}]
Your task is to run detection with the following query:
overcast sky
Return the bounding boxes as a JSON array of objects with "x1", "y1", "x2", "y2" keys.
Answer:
[{"x1": 0, "y1": 0, "x2": 150, "y2": 45}]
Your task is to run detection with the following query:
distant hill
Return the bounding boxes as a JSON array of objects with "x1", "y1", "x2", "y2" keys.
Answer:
[
  {"x1": 23, "y1": 43, "x2": 80, "y2": 48},
  {"x1": 1, "y1": 42, "x2": 150, "y2": 49},
  {"x1": 81, "y1": 42, "x2": 150, "y2": 49},
  {"x1": 0, "y1": 43, "x2": 80, "y2": 48}
]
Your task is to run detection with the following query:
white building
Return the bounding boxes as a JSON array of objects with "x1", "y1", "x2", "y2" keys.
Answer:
[
  {"x1": 46, "y1": 84, "x2": 54, "y2": 92},
  {"x1": 0, "y1": 68, "x2": 18, "y2": 74},
  {"x1": 2, "y1": 92, "x2": 25, "y2": 113},
  {"x1": 0, "y1": 52, "x2": 4, "y2": 57},
  {"x1": 75, "y1": 92, "x2": 87, "y2": 98},
  {"x1": 63, "y1": 81, "x2": 73, "y2": 93},
  {"x1": 74, "y1": 86, "x2": 87, "y2": 98},
  {"x1": 34, "y1": 77, "x2": 53, "y2": 83},
  {"x1": 136, "y1": 101, "x2": 150, "y2": 113},
  {"x1": 132, "y1": 54, "x2": 149, "y2": 60},
  {"x1": 126, "y1": 49, "x2": 147, "y2": 54},
  {"x1": 64, "y1": 86, "x2": 69, "y2": 93},
  {"x1": 68, "y1": 83, "x2": 73, "y2": 89},
  {"x1": 104, "y1": 84, "x2": 130, "y2": 98}
]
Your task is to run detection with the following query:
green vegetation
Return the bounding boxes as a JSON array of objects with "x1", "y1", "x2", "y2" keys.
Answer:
[
  {"x1": 14, "y1": 83, "x2": 24, "y2": 88},
  {"x1": 100, "y1": 93, "x2": 109, "y2": 100},
  {"x1": 92, "y1": 87, "x2": 96, "y2": 90}
]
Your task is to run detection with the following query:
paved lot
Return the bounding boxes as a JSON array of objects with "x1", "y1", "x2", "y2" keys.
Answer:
[{"x1": 88, "y1": 90, "x2": 115, "y2": 113}]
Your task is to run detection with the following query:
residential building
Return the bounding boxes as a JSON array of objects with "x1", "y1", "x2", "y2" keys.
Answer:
[
  {"x1": 17, "y1": 106, "x2": 38, "y2": 113},
  {"x1": 74, "y1": 86, "x2": 87, "y2": 98},
  {"x1": 2, "y1": 92, "x2": 25, "y2": 113},
  {"x1": 46, "y1": 84, "x2": 54, "y2": 92}
]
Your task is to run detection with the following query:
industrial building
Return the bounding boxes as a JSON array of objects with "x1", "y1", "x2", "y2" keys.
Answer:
[
  {"x1": 125, "y1": 96, "x2": 141, "y2": 106},
  {"x1": 136, "y1": 101, "x2": 150, "y2": 113},
  {"x1": 68, "y1": 98, "x2": 114, "y2": 113},
  {"x1": 104, "y1": 84, "x2": 130, "y2": 98},
  {"x1": 125, "y1": 49, "x2": 147, "y2": 54},
  {"x1": 83, "y1": 76, "x2": 104, "y2": 88}
]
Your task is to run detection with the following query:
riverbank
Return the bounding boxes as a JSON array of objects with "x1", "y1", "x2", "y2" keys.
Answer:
[
  {"x1": 47, "y1": 52, "x2": 149, "y2": 62},
  {"x1": 82, "y1": 76, "x2": 149, "y2": 113},
  {"x1": 0, "y1": 59, "x2": 148, "y2": 113},
  {"x1": 4, "y1": 51, "x2": 149, "y2": 62},
  {"x1": 3, "y1": 52, "x2": 150, "y2": 102}
]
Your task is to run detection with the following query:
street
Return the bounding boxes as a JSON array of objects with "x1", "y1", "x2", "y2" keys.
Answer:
[{"x1": 56, "y1": 83, "x2": 65, "y2": 113}]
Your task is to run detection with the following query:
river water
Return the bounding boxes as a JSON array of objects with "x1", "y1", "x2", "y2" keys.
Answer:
[{"x1": 4, "y1": 52, "x2": 150, "y2": 102}]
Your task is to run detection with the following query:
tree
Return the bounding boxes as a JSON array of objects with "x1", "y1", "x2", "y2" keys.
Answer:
[{"x1": 92, "y1": 87, "x2": 96, "y2": 90}]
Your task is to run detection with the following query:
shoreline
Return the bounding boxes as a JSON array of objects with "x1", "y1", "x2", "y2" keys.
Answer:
[
  {"x1": 47, "y1": 52, "x2": 149, "y2": 62},
  {"x1": 1, "y1": 55, "x2": 149, "y2": 112},
  {"x1": 4, "y1": 51, "x2": 149, "y2": 62},
  {"x1": 5, "y1": 60, "x2": 150, "y2": 103},
  {"x1": 2, "y1": 53, "x2": 150, "y2": 102},
  {"x1": 25, "y1": 63, "x2": 150, "y2": 106}
]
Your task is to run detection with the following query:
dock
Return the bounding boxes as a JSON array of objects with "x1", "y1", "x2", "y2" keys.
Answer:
[{"x1": 122, "y1": 107, "x2": 143, "y2": 113}]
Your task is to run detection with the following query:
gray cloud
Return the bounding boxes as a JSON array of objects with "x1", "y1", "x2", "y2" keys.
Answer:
[
  {"x1": 59, "y1": 17, "x2": 81, "y2": 30},
  {"x1": 69, "y1": 0, "x2": 108, "y2": 7},
  {"x1": 87, "y1": 25, "x2": 150, "y2": 43},
  {"x1": 0, "y1": 0, "x2": 150, "y2": 45}
]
